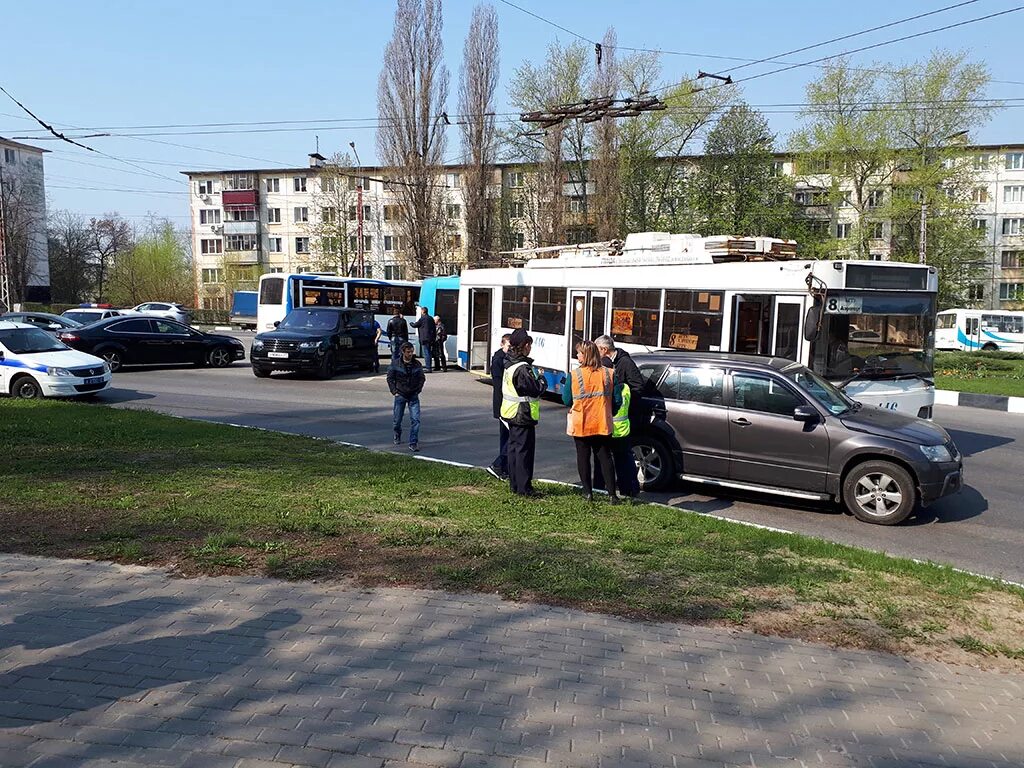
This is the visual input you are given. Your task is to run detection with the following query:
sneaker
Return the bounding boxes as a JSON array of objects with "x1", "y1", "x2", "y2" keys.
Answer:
[
  {"x1": 393, "y1": 436, "x2": 401, "y2": 445},
  {"x1": 409, "y1": 444, "x2": 419, "y2": 452},
  {"x1": 485, "y1": 465, "x2": 502, "y2": 480}
]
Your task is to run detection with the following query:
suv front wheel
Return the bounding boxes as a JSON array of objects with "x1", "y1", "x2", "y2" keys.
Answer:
[
  {"x1": 842, "y1": 460, "x2": 917, "y2": 525},
  {"x1": 632, "y1": 436, "x2": 673, "y2": 492}
]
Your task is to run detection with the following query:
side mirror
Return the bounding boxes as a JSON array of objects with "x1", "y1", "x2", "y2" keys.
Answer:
[
  {"x1": 793, "y1": 405, "x2": 818, "y2": 423},
  {"x1": 803, "y1": 303, "x2": 822, "y2": 342},
  {"x1": 273, "y1": 321, "x2": 280, "y2": 328}
]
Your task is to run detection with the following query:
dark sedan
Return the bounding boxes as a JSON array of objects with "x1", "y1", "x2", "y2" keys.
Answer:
[
  {"x1": 56, "y1": 317, "x2": 245, "y2": 372},
  {"x1": 1, "y1": 311, "x2": 82, "y2": 335}
]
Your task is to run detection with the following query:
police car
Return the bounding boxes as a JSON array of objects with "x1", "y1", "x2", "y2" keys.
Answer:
[{"x1": 0, "y1": 320, "x2": 112, "y2": 399}]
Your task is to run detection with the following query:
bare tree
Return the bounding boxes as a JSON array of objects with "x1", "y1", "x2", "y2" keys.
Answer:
[
  {"x1": 90, "y1": 216, "x2": 134, "y2": 302},
  {"x1": 306, "y1": 152, "x2": 358, "y2": 274},
  {"x1": 458, "y1": 2, "x2": 499, "y2": 267},
  {"x1": 47, "y1": 210, "x2": 95, "y2": 304},
  {"x1": 377, "y1": 0, "x2": 449, "y2": 278},
  {"x1": 590, "y1": 28, "x2": 619, "y2": 241},
  {"x1": 0, "y1": 165, "x2": 46, "y2": 304}
]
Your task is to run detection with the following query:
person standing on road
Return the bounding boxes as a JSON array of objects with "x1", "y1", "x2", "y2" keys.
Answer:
[
  {"x1": 387, "y1": 342, "x2": 425, "y2": 452},
  {"x1": 564, "y1": 340, "x2": 621, "y2": 503},
  {"x1": 432, "y1": 314, "x2": 448, "y2": 373},
  {"x1": 501, "y1": 328, "x2": 547, "y2": 497},
  {"x1": 486, "y1": 333, "x2": 512, "y2": 480},
  {"x1": 372, "y1": 318, "x2": 383, "y2": 373},
  {"x1": 410, "y1": 306, "x2": 436, "y2": 373},
  {"x1": 386, "y1": 309, "x2": 409, "y2": 363},
  {"x1": 594, "y1": 334, "x2": 644, "y2": 498}
]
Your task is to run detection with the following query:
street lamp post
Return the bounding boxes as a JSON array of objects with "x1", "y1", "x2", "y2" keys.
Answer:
[{"x1": 349, "y1": 141, "x2": 364, "y2": 278}]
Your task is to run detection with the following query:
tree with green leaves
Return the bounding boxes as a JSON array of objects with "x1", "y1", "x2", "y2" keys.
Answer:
[{"x1": 106, "y1": 219, "x2": 192, "y2": 307}]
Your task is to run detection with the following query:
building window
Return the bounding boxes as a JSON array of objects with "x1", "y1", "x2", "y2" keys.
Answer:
[
  {"x1": 348, "y1": 235, "x2": 372, "y2": 252},
  {"x1": 267, "y1": 267, "x2": 284, "y2": 274},
  {"x1": 1004, "y1": 186, "x2": 1024, "y2": 204},
  {"x1": 385, "y1": 265, "x2": 405, "y2": 280},
  {"x1": 611, "y1": 289, "x2": 661, "y2": 346},
  {"x1": 869, "y1": 221, "x2": 884, "y2": 239},
  {"x1": 384, "y1": 235, "x2": 407, "y2": 252},
  {"x1": 1002, "y1": 218, "x2": 1024, "y2": 236},
  {"x1": 347, "y1": 175, "x2": 368, "y2": 191},
  {"x1": 224, "y1": 173, "x2": 254, "y2": 191},
  {"x1": 513, "y1": 232, "x2": 525, "y2": 249},
  {"x1": 795, "y1": 189, "x2": 827, "y2": 206},
  {"x1": 293, "y1": 207, "x2": 309, "y2": 223},
  {"x1": 268, "y1": 237, "x2": 282, "y2": 253},
  {"x1": 293, "y1": 176, "x2": 307, "y2": 192},
  {"x1": 322, "y1": 176, "x2": 337, "y2": 193},
  {"x1": 866, "y1": 189, "x2": 883, "y2": 209},
  {"x1": 199, "y1": 209, "x2": 221, "y2": 225},
  {"x1": 501, "y1": 286, "x2": 531, "y2": 330},
  {"x1": 3, "y1": 148, "x2": 16, "y2": 163},
  {"x1": 972, "y1": 187, "x2": 990, "y2": 204},
  {"x1": 200, "y1": 239, "x2": 223, "y2": 255},
  {"x1": 999, "y1": 283, "x2": 1024, "y2": 301},
  {"x1": 505, "y1": 171, "x2": 524, "y2": 188},
  {"x1": 836, "y1": 222, "x2": 852, "y2": 239},
  {"x1": 320, "y1": 207, "x2": 336, "y2": 224},
  {"x1": 974, "y1": 153, "x2": 992, "y2": 170},
  {"x1": 383, "y1": 204, "x2": 403, "y2": 222},
  {"x1": 446, "y1": 203, "x2": 461, "y2": 218},
  {"x1": 197, "y1": 180, "x2": 216, "y2": 195},
  {"x1": 974, "y1": 218, "x2": 990, "y2": 234},
  {"x1": 267, "y1": 207, "x2": 281, "y2": 223},
  {"x1": 449, "y1": 233, "x2": 463, "y2": 250},
  {"x1": 225, "y1": 234, "x2": 257, "y2": 251},
  {"x1": 445, "y1": 172, "x2": 461, "y2": 188},
  {"x1": 295, "y1": 237, "x2": 310, "y2": 254},
  {"x1": 229, "y1": 208, "x2": 256, "y2": 221},
  {"x1": 770, "y1": 160, "x2": 785, "y2": 176},
  {"x1": 567, "y1": 196, "x2": 585, "y2": 214},
  {"x1": 867, "y1": 253, "x2": 885, "y2": 261},
  {"x1": 1002, "y1": 251, "x2": 1023, "y2": 269},
  {"x1": 1006, "y1": 153, "x2": 1024, "y2": 171},
  {"x1": 967, "y1": 285, "x2": 984, "y2": 302},
  {"x1": 807, "y1": 220, "x2": 830, "y2": 236},
  {"x1": 265, "y1": 178, "x2": 280, "y2": 193},
  {"x1": 510, "y1": 201, "x2": 525, "y2": 218},
  {"x1": 201, "y1": 268, "x2": 224, "y2": 284}
]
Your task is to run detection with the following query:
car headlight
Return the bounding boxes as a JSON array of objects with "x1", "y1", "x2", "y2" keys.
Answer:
[
  {"x1": 46, "y1": 367, "x2": 73, "y2": 377},
  {"x1": 252, "y1": 339, "x2": 264, "y2": 350},
  {"x1": 102, "y1": 361, "x2": 111, "y2": 374},
  {"x1": 920, "y1": 444, "x2": 953, "y2": 463},
  {"x1": 298, "y1": 341, "x2": 322, "y2": 350}
]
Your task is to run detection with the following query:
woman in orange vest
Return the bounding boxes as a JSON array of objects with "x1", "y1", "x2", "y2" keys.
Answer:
[{"x1": 562, "y1": 340, "x2": 623, "y2": 503}]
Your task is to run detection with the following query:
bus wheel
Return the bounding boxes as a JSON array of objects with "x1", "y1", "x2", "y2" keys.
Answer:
[{"x1": 982, "y1": 342, "x2": 998, "y2": 351}]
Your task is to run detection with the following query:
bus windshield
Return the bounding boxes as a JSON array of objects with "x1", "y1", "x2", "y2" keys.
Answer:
[{"x1": 813, "y1": 293, "x2": 935, "y2": 380}]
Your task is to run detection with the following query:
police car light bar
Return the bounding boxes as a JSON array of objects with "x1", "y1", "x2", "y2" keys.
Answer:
[{"x1": 78, "y1": 303, "x2": 114, "y2": 308}]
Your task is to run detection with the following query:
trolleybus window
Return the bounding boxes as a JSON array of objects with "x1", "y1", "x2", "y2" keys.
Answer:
[
  {"x1": 611, "y1": 289, "x2": 660, "y2": 346},
  {"x1": 302, "y1": 285, "x2": 347, "y2": 307},
  {"x1": 502, "y1": 286, "x2": 530, "y2": 329},
  {"x1": 349, "y1": 283, "x2": 418, "y2": 315},
  {"x1": 661, "y1": 290, "x2": 724, "y2": 351},
  {"x1": 433, "y1": 289, "x2": 459, "y2": 335},
  {"x1": 532, "y1": 288, "x2": 567, "y2": 334},
  {"x1": 259, "y1": 277, "x2": 284, "y2": 305}
]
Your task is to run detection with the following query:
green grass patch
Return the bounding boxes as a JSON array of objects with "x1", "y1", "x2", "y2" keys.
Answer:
[
  {"x1": 3, "y1": 398, "x2": 1023, "y2": 668},
  {"x1": 936, "y1": 350, "x2": 1024, "y2": 397}
]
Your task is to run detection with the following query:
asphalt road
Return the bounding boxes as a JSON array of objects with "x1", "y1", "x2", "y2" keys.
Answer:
[{"x1": 95, "y1": 339, "x2": 1023, "y2": 584}]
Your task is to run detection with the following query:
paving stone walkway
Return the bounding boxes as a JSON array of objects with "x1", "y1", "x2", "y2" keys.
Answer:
[{"x1": 0, "y1": 554, "x2": 1021, "y2": 768}]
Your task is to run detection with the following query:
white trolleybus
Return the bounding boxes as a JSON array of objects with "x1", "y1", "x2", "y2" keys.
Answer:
[
  {"x1": 935, "y1": 308, "x2": 1024, "y2": 352},
  {"x1": 456, "y1": 232, "x2": 939, "y2": 419}
]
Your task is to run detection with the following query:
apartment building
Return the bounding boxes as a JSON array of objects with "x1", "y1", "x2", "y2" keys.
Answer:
[
  {"x1": 0, "y1": 137, "x2": 49, "y2": 306},
  {"x1": 184, "y1": 143, "x2": 1024, "y2": 310}
]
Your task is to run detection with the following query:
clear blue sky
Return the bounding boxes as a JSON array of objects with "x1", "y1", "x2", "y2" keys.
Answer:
[{"x1": 2, "y1": 0, "x2": 1021, "y2": 226}]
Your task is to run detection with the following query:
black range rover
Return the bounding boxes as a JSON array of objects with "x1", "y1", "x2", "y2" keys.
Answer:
[{"x1": 250, "y1": 307, "x2": 377, "y2": 379}]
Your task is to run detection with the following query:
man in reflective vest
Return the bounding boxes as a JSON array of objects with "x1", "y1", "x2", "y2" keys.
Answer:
[
  {"x1": 501, "y1": 328, "x2": 547, "y2": 497},
  {"x1": 595, "y1": 335, "x2": 644, "y2": 498}
]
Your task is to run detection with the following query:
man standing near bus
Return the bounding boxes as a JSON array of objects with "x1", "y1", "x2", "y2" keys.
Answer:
[
  {"x1": 594, "y1": 334, "x2": 645, "y2": 498},
  {"x1": 486, "y1": 333, "x2": 511, "y2": 480},
  {"x1": 501, "y1": 328, "x2": 547, "y2": 497},
  {"x1": 411, "y1": 306, "x2": 436, "y2": 373},
  {"x1": 386, "y1": 308, "x2": 408, "y2": 363}
]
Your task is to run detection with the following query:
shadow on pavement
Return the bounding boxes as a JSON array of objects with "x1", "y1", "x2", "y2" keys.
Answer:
[
  {"x1": 945, "y1": 427, "x2": 1014, "y2": 457},
  {"x1": 907, "y1": 483, "x2": 987, "y2": 525}
]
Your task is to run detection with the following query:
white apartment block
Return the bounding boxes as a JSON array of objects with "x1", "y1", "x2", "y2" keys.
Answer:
[
  {"x1": 0, "y1": 137, "x2": 49, "y2": 305},
  {"x1": 184, "y1": 143, "x2": 1024, "y2": 310}
]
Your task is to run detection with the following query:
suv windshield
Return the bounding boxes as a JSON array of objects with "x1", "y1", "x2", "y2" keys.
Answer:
[
  {"x1": 812, "y1": 293, "x2": 935, "y2": 380},
  {"x1": 785, "y1": 366, "x2": 855, "y2": 415},
  {"x1": 0, "y1": 328, "x2": 68, "y2": 354},
  {"x1": 278, "y1": 309, "x2": 340, "y2": 332}
]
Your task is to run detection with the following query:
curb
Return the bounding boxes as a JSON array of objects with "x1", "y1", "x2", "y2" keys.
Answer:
[{"x1": 935, "y1": 389, "x2": 1024, "y2": 413}]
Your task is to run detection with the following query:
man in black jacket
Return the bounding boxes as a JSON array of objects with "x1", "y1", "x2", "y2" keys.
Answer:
[
  {"x1": 386, "y1": 309, "x2": 409, "y2": 363},
  {"x1": 486, "y1": 333, "x2": 511, "y2": 480},
  {"x1": 502, "y1": 328, "x2": 547, "y2": 496},
  {"x1": 386, "y1": 342, "x2": 425, "y2": 451},
  {"x1": 410, "y1": 306, "x2": 436, "y2": 373},
  {"x1": 594, "y1": 335, "x2": 645, "y2": 497}
]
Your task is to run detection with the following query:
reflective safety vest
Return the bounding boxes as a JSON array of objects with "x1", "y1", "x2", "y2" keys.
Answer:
[
  {"x1": 501, "y1": 361, "x2": 541, "y2": 423},
  {"x1": 567, "y1": 365, "x2": 614, "y2": 437},
  {"x1": 612, "y1": 384, "x2": 631, "y2": 438}
]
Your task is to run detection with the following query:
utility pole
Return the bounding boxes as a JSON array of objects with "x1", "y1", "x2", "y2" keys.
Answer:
[
  {"x1": 349, "y1": 142, "x2": 364, "y2": 278},
  {"x1": 0, "y1": 164, "x2": 11, "y2": 310},
  {"x1": 918, "y1": 201, "x2": 928, "y2": 264}
]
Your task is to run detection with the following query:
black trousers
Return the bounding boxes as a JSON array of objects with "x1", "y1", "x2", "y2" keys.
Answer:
[
  {"x1": 594, "y1": 435, "x2": 638, "y2": 497},
  {"x1": 432, "y1": 340, "x2": 448, "y2": 371},
  {"x1": 491, "y1": 419, "x2": 509, "y2": 474},
  {"x1": 574, "y1": 435, "x2": 616, "y2": 497},
  {"x1": 507, "y1": 424, "x2": 536, "y2": 495}
]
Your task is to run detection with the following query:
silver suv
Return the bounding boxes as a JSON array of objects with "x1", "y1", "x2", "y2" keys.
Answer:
[{"x1": 630, "y1": 352, "x2": 963, "y2": 525}]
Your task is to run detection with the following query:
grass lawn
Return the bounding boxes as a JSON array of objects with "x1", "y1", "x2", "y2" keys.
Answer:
[
  {"x1": 2, "y1": 399, "x2": 1023, "y2": 670},
  {"x1": 935, "y1": 350, "x2": 1024, "y2": 398}
]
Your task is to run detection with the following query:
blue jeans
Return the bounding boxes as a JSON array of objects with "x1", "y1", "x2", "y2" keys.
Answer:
[
  {"x1": 391, "y1": 339, "x2": 407, "y2": 362},
  {"x1": 393, "y1": 395, "x2": 421, "y2": 446},
  {"x1": 420, "y1": 341, "x2": 433, "y2": 372}
]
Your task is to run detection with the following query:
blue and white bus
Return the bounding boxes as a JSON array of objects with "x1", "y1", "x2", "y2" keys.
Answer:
[
  {"x1": 456, "y1": 232, "x2": 940, "y2": 418},
  {"x1": 256, "y1": 273, "x2": 420, "y2": 356},
  {"x1": 418, "y1": 275, "x2": 460, "y2": 363},
  {"x1": 935, "y1": 308, "x2": 1024, "y2": 352}
]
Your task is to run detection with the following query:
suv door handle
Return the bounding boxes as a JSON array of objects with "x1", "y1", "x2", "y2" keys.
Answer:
[{"x1": 731, "y1": 417, "x2": 752, "y2": 426}]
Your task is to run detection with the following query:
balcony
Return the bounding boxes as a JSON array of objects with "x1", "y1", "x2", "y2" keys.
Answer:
[
  {"x1": 223, "y1": 250, "x2": 260, "y2": 266},
  {"x1": 223, "y1": 220, "x2": 259, "y2": 236},
  {"x1": 223, "y1": 189, "x2": 259, "y2": 207}
]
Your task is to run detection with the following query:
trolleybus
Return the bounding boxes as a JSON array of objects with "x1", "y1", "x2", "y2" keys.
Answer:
[{"x1": 935, "y1": 308, "x2": 1024, "y2": 352}]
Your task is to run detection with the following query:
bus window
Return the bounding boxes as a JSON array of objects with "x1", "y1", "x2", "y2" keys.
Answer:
[
  {"x1": 936, "y1": 313, "x2": 956, "y2": 329},
  {"x1": 612, "y1": 289, "x2": 660, "y2": 346},
  {"x1": 434, "y1": 289, "x2": 459, "y2": 334},
  {"x1": 662, "y1": 290, "x2": 724, "y2": 351},
  {"x1": 532, "y1": 288, "x2": 567, "y2": 334},
  {"x1": 501, "y1": 286, "x2": 530, "y2": 329},
  {"x1": 259, "y1": 277, "x2": 284, "y2": 305}
]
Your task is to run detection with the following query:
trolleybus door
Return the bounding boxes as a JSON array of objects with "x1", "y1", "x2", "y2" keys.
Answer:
[
  {"x1": 469, "y1": 288, "x2": 492, "y2": 371},
  {"x1": 771, "y1": 296, "x2": 805, "y2": 362},
  {"x1": 569, "y1": 290, "x2": 609, "y2": 370}
]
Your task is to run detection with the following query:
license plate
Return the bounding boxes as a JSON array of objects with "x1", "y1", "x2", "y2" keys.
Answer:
[
  {"x1": 268, "y1": 352, "x2": 289, "y2": 359},
  {"x1": 84, "y1": 377, "x2": 104, "y2": 385}
]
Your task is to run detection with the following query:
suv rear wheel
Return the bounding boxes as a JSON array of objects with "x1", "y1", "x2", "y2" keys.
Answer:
[
  {"x1": 842, "y1": 460, "x2": 917, "y2": 525},
  {"x1": 632, "y1": 436, "x2": 673, "y2": 492}
]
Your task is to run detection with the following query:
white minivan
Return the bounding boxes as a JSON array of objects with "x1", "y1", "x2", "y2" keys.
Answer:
[{"x1": 0, "y1": 321, "x2": 112, "y2": 399}]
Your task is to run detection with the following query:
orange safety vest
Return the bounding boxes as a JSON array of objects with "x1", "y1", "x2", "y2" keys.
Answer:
[{"x1": 567, "y1": 365, "x2": 614, "y2": 438}]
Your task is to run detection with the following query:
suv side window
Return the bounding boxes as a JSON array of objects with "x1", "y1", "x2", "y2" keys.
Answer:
[
  {"x1": 731, "y1": 372, "x2": 803, "y2": 416},
  {"x1": 658, "y1": 365, "x2": 725, "y2": 405}
]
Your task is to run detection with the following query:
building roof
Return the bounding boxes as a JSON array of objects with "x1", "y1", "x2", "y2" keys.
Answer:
[{"x1": 0, "y1": 136, "x2": 49, "y2": 154}]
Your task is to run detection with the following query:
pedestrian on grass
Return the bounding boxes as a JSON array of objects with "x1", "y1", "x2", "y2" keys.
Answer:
[
  {"x1": 386, "y1": 309, "x2": 409, "y2": 362},
  {"x1": 432, "y1": 315, "x2": 448, "y2": 372},
  {"x1": 593, "y1": 334, "x2": 644, "y2": 498},
  {"x1": 501, "y1": 328, "x2": 547, "y2": 497},
  {"x1": 387, "y1": 342, "x2": 425, "y2": 452},
  {"x1": 564, "y1": 340, "x2": 621, "y2": 503},
  {"x1": 486, "y1": 333, "x2": 512, "y2": 480},
  {"x1": 410, "y1": 306, "x2": 436, "y2": 373}
]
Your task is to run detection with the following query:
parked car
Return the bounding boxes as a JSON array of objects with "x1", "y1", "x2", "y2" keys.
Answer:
[
  {"x1": 62, "y1": 307, "x2": 123, "y2": 324},
  {"x1": 56, "y1": 317, "x2": 245, "y2": 372},
  {"x1": 250, "y1": 307, "x2": 377, "y2": 379},
  {"x1": 124, "y1": 302, "x2": 190, "y2": 324},
  {"x1": 628, "y1": 352, "x2": 962, "y2": 525},
  {"x1": 0, "y1": 320, "x2": 111, "y2": 399},
  {"x1": 850, "y1": 330, "x2": 883, "y2": 343},
  {"x1": 0, "y1": 311, "x2": 82, "y2": 335}
]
